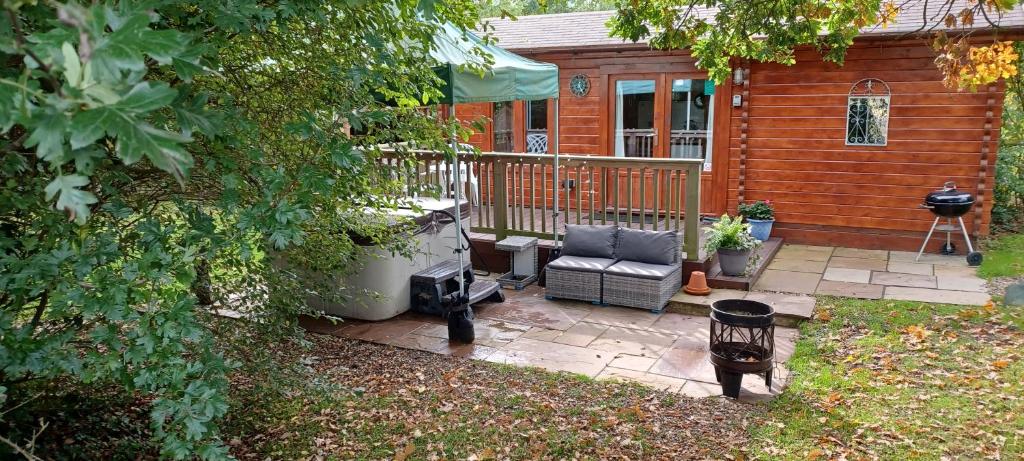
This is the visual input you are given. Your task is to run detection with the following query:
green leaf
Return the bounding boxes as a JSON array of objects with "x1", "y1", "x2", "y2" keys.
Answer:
[
  {"x1": 61, "y1": 42, "x2": 81, "y2": 87},
  {"x1": 26, "y1": 109, "x2": 68, "y2": 163},
  {"x1": 43, "y1": 174, "x2": 97, "y2": 224},
  {"x1": 118, "y1": 122, "x2": 193, "y2": 182}
]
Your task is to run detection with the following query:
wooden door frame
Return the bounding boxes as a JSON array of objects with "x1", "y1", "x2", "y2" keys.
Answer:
[
  {"x1": 600, "y1": 70, "x2": 730, "y2": 216},
  {"x1": 606, "y1": 73, "x2": 666, "y2": 158}
]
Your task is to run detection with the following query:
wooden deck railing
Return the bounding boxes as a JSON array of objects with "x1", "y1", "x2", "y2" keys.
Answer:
[{"x1": 378, "y1": 151, "x2": 703, "y2": 261}]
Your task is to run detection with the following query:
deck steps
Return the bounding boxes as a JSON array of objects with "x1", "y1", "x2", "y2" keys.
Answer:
[{"x1": 705, "y1": 237, "x2": 784, "y2": 290}]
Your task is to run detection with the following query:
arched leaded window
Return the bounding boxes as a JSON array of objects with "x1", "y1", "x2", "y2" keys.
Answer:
[{"x1": 846, "y1": 78, "x2": 890, "y2": 146}]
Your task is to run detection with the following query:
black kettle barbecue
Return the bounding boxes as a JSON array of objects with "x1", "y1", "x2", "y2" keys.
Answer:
[{"x1": 916, "y1": 181, "x2": 982, "y2": 266}]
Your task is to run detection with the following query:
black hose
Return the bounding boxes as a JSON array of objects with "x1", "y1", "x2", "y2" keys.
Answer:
[{"x1": 431, "y1": 209, "x2": 493, "y2": 277}]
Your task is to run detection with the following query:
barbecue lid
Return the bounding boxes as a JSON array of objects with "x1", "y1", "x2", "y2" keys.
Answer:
[{"x1": 925, "y1": 181, "x2": 974, "y2": 205}]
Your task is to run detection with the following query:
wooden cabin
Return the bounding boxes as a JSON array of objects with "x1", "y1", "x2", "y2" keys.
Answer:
[{"x1": 454, "y1": 8, "x2": 1024, "y2": 253}]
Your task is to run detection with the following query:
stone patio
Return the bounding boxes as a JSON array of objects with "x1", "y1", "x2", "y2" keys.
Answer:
[
  {"x1": 301, "y1": 284, "x2": 798, "y2": 401},
  {"x1": 299, "y1": 244, "x2": 992, "y2": 403},
  {"x1": 755, "y1": 245, "x2": 992, "y2": 305}
]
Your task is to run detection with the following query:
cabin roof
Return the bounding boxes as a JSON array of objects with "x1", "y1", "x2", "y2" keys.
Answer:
[{"x1": 484, "y1": 2, "x2": 1024, "y2": 52}]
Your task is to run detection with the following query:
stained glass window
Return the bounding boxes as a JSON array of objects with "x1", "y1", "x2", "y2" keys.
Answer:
[{"x1": 846, "y1": 79, "x2": 890, "y2": 146}]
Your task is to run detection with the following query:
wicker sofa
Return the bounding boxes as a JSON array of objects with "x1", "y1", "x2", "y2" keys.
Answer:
[{"x1": 545, "y1": 225, "x2": 682, "y2": 312}]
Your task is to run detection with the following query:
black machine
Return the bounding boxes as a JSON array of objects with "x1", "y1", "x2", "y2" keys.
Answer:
[{"x1": 917, "y1": 181, "x2": 983, "y2": 266}]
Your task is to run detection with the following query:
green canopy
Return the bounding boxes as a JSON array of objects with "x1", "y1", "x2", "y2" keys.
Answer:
[{"x1": 431, "y1": 23, "x2": 559, "y2": 104}]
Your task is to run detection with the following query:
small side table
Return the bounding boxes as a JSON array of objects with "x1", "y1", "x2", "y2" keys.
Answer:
[{"x1": 495, "y1": 236, "x2": 538, "y2": 290}]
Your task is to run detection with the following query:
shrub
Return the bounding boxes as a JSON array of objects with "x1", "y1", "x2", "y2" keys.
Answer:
[
  {"x1": 738, "y1": 200, "x2": 775, "y2": 221},
  {"x1": 703, "y1": 214, "x2": 761, "y2": 253}
]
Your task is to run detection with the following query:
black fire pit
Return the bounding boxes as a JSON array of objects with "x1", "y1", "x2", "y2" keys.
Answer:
[{"x1": 709, "y1": 299, "x2": 775, "y2": 398}]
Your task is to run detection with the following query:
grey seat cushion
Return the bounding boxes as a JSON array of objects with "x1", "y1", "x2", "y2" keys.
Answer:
[
  {"x1": 546, "y1": 255, "x2": 617, "y2": 274},
  {"x1": 605, "y1": 260, "x2": 679, "y2": 281},
  {"x1": 561, "y1": 225, "x2": 618, "y2": 259},
  {"x1": 615, "y1": 228, "x2": 678, "y2": 265}
]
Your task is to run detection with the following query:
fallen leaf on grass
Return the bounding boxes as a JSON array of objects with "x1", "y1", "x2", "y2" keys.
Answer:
[{"x1": 394, "y1": 443, "x2": 415, "y2": 461}]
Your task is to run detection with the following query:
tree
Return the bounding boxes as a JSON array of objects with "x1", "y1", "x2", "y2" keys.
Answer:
[
  {"x1": 608, "y1": 0, "x2": 1021, "y2": 88},
  {"x1": 0, "y1": 0, "x2": 482, "y2": 458},
  {"x1": 480, "y1": 0, "x2": 618, "y2": 17}
]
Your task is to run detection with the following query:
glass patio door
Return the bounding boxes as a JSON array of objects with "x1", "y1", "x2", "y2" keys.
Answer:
[
  {"x1": 613, "y1": 78, "x2": 658, "y2": 158},
  {"x1": 611, "y1": 74, "x2": 714, "y2": 165}
]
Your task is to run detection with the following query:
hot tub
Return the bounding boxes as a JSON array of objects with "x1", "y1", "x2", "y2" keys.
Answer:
[{"x1": 306, "y1": 197, "x2": 470, "y2": 320}]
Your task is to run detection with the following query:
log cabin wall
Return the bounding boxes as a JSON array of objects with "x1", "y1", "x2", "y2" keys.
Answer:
[
  {"x1": 456, "y1": 38, "x2": 1005, "y2": 252},
  {"x1": 733, "y1": 39, "x2": 1002, "y2": 251}
]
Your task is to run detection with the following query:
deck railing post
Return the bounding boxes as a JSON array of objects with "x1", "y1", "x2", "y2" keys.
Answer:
[
  {"x1": 493, "y1": 157, "x2": 509, "y2": 241},
  {"x1": 683, "y1": 163, "x2": 701, "y2": 261}
]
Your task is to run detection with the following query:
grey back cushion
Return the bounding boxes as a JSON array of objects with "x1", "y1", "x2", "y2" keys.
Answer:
[
  {"x1": 561, "y1": 225, "x2": 618, "y2": 259},
  {"x1": 616, "y1": 228, "x2": 678, "y2": 265}
]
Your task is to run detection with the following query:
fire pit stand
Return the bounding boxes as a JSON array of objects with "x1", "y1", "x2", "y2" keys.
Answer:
[{"x1": 709, "y1": 299, "x2": 775, "y2": 398}]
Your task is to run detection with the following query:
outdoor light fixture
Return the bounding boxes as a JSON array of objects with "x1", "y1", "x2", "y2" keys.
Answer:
[{"x1": 733, "y1": 68, "x2": 745, "y2": 85}]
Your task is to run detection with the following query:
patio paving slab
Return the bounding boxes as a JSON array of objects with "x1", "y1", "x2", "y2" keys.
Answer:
[
  {"x1": 815, "y1": 280, "x2": 885, "y2": 299},
  {"x1": 414, "y1": 318, "x2": 530, "y2": 348},
  {"x1": 338, "y1": 319, "x2": 428, "y2": 343},
  {"x1": 649, "y1": 347, "x2": 718, "y2": 383},
  {"x1": 582, "y1": 305, "x2": 661, "y2": 329},
  {"x1": 832, "y1": 247, "x2": 889, "y2": 260},
  {"x1": 827, "y1": 256, "x2": 888, "y2": 271},
  {"x1": 589, "y1": 326, "x2": 677, "y2": 357},
  {"x1": 486, "y1": 337, "x2": 613, "y2": 377},
  {"x1": 766, "y1": 258, "x2": 828, "y2": 273},
  {"x1": 887, "y1": 261, "x2": 934, "y2": 275},
  {"x1": 608, "y1": 354, "x2": 657, "y2": 372},
  {"x1": 889, "y1": 251, "x2": 968, "y2": 267},
  {"x1": 742, "y1": 292, "x2": 816, "y2": 320},
  {"x1": 883, "y1": 286, "x2": 991, "y2": 306},
  {"x1": 476, "y1": 293, "x2": 591, "y2": 330},
  {"x1": 935, "y1": 274, "x2": 987, "y2": 293},
  {"x1": 552, "y1": 321, "x2": 608, "y2": 347},
  {"x1": 752, "y1": 269, "x2": 822, "y2": 294},
  {"x1": 648, "y1": 313, "x2": 710, "y2": 338},
  {"x1": 520, "y1": 326, "x2": 563, "y2": 341},
  {"x1": 597, "y1": 367, "x2": 687, "y2": 392},
  {"x1": 823, "y1": 267, "x2": 872, "y2": 284},
  {"x1": 389, "y1": 333, "x2": 498, "y2": 360},
  {"x1": 933, "y1": 265, "x2": 979, "y2": 277},
  {"x1": 870, "y1": 271, "x2": 937, "y2": 289},
  {"x1": 773, "y1": 245, "x2": 834, "y2": 262}
]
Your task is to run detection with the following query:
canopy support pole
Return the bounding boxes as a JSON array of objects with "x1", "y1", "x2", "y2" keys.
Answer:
[
  {"x1": 448, "y1": 104, "x2": 466, "y2": 299},
  {"x1": 552, "y1": 97, "x2": 560, "y2": 246}
]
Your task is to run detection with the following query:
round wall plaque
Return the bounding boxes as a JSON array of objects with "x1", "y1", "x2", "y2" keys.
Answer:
[{"x1": 569, "y1": 74, "x2": 590, "y2": 97}]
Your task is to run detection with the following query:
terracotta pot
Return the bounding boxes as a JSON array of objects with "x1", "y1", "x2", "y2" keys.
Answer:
[{"x1": 684, "y1": 271, "x2": 711, "y2": 295}]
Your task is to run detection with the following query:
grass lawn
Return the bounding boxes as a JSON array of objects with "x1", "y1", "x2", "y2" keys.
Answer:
[
  {"x1": 979, "y1": 232, "x2": 1024, "y2": 279},
  {"x1": 13, "y1": 296, "x2": 1024, "y2": 459},
  {"x1": 751, "y1": 297, "x2": 1024, "y2": 460}
]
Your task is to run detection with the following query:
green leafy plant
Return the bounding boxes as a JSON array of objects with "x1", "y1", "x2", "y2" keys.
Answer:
[
  {"x1": 0, "y1": 1, "x2": 487, "y2": 459},
  {"x1": 703, "y1": 214, "x2": 761, "y2": 254},
  {"x1": 737, "y1": 200, "x2": 775, "y2": 221}
]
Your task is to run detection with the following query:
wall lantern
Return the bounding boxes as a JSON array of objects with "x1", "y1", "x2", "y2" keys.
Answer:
[{"x1": 732, "y1": 68, "x2": 745, "y2": 85}]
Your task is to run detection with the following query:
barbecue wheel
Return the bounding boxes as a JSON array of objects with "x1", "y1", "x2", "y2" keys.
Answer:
[
  {"x1": 966, "y1": 251, "x2": 983, "y2": 267},
  {"x1": 448, "y1": 308, "x2": 475, "y2": 344}
]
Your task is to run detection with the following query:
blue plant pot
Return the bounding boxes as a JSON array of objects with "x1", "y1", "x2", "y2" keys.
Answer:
[{"x1": 746, "y1": 218, "x2": 774, "y2": 242}]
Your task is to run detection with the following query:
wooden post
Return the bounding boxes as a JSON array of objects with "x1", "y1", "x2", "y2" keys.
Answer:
[
  {"x1": 493, "y1": 158, "x2": 509, "y2": 240},
  {"x1": 683, "y1": 164, "x2": 701, "y2": 261}
]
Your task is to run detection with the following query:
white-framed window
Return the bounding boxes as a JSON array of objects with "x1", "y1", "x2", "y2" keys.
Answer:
[
  {"x1": 846, "y1": 78, "x2": 890, "y2": 146},
  {"x1": 525, "y1": 100, "x2": 547, "y2": 153}
]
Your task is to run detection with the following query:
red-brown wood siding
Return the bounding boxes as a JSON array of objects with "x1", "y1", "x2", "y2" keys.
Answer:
[
  {"x1": 455, "y1": 39, "x2": 1005, "y2": 251},
  {"x1": 730, "y1": 40, "x2": 1002, "y2": 251}
]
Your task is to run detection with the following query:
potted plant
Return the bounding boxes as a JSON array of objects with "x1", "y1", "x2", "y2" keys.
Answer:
[
  {"x1": 738, "y1": 200, "x2": 775, "y2": 242},
  {"x1": 704, "y1": 214, "x2": 761, "y2": 276}
]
